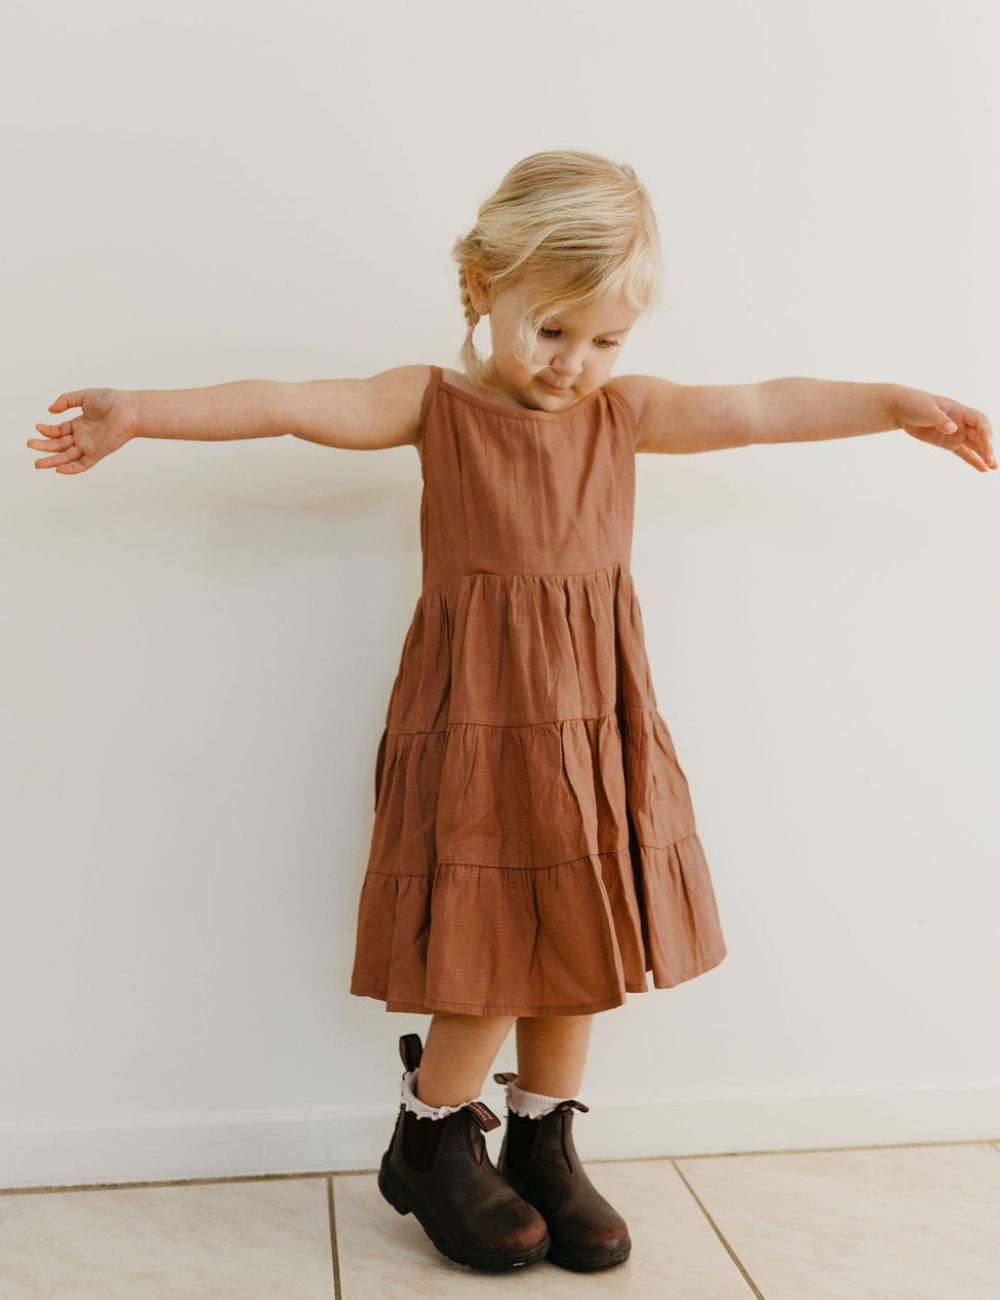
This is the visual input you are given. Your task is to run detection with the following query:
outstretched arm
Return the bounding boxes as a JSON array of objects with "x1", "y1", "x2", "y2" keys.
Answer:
[
  {"x1": 28, "y1": 365, "x2": 428, "y2": 476},
  {"x1": 628, "y1": 374, "x2": 995, "y2": 473},
  {"x1": 751, "y1": 377, "x2": 995, "y2": 472}
]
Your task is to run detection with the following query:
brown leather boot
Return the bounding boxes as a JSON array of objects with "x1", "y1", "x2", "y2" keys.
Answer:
[
  {"x1": 376, "y1": 1034, "x2": 550, "y2": 1271},
  {"x1": 493, "y1": 1070, "x2": 632, "y2": 1271}
]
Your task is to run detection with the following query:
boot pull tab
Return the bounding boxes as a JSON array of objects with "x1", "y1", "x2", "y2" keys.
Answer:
[
  {"x1": 493, "y1": 1071, "x2": 518, "y2": 1086},
  {"x1": 556, "y1": 1099, "x2": 590, "y2": 1114},
  {"x1": 398, "y1": 1033, "x2": 423, "y2": 1072},
  {"x1": 467, "y1": 1100, "x2": 501, "y2": 1132}
]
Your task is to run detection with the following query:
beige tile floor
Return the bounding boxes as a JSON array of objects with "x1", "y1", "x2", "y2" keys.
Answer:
[{"x1": 1, "y1": 1140, "x2": 998, "y2": 1299}]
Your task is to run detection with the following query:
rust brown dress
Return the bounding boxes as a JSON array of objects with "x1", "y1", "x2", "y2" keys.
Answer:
[{"x1": 349, "y1": 364, "x2": 727, "y2": 1016}]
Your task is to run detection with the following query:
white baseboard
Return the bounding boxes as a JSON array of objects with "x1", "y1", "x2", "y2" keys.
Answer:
[{"x1": 2, "y1": 1079, "x2": 998, "y2": 1193}]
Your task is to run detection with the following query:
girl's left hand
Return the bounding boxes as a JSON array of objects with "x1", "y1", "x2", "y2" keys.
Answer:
[{"x1": 894, "y1": 387, "x2": 996, "y2": 473}]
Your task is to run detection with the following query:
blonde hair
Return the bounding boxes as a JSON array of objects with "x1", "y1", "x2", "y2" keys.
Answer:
[{"x1": 451, "y1": 150, "x2": 662, "y2": 385}]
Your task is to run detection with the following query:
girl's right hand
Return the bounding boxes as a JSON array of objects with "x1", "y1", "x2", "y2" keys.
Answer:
[{"x1": 27, "y1": 387, "x2": 136, "y2": 474}]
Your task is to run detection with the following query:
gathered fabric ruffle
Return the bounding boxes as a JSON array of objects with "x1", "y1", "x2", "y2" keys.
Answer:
[
  {"x1": 349, "y1": 560, "x2": 727, "y2": 1016},
  {"x1": 350, "y1": 828, "x2": 727, "y2": 1016}
]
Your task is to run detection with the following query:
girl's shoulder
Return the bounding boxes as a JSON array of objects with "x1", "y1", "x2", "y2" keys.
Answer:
[
  {"x1": 602, "y1": 374, "x2": 647, "y2": 444},
  {"x1": 363, "y1": 364, "x2": 437, "y2": 449}
]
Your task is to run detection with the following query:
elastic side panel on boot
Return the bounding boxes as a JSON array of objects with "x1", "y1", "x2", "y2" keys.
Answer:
[
  {"x1": 504, "y1": 1110, "x2": 541, "y2": 1178},
  {"x1": 401, "y1": 1107, "x2": 447, "y2": 1171},
  {"x1": 557, "y1": 1109, "x2": 576, "y2": 1171}
]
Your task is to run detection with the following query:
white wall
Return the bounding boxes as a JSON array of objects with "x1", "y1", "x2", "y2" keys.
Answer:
[{"x1": 2, "y1": 0, "x2": 998, "y2": 1190}]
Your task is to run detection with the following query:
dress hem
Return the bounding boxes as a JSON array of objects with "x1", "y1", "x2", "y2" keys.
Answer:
[{"x1": 348, "y1": 945, "x2": 727, "y2": 1017}]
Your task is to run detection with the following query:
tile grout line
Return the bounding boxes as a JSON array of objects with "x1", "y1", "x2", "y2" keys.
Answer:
[
  {"x1": 0, "y1": 1169, "x2": 321, "y2": 1197},
  {"x1": 595, "y1": 1135, "x2": 1000, "y2": 1162},
  {"x1": 670, "y1": 1158, "x2": 766, "y2": 1299},
  {"x1": 326, "y1": 1175, "x2": 342, "y2": 1300},
  {"x1": 1, "y1": 1136, "x2": 998, "y2": 1197},
  {"x1": 330, "y1": 1132, "x2": 1000, "y2": 1176}
]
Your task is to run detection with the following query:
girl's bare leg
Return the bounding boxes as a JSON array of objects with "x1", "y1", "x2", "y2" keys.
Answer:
[
  {"x1": 515, "y1": 1013, "x2": 594, "y2": 1096},
  {"x1": 415, "y1": 1011, "x2": 516, "y2": 1107}
]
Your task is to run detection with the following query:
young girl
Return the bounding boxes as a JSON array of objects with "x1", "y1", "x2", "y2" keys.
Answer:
[{"x1": 28, "y1": 150, "x2": 995, "y2": 1276}]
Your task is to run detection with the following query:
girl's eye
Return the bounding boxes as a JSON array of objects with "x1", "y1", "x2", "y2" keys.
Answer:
[{"x1": 539, "y1": 327, "x2": 619, "y2": 348}]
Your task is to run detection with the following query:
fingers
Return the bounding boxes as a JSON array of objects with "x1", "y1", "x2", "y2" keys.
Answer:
[
  {"x1": 31, "y1": 418, "x2": 76, "y2": 441},
  {"x1": 966, "y1": 410, "x2": 997, "y2": 468},
  {"x1": 31, "y1": 444, "x2": 83, "y2": 470},
  {"x1": 27, "y1": 424, "x2": 75, "y2": 469},
  {"x1": 936, "y1": 402, "x2": 996, "y2": 469},
  {"x1": 952, "y1": 444, "x2": 992, "y2": 473},
  {"x1": 953, "y1": 414, "x2": 996, "y2": 469},
  {"x1": 936, "y1": 408, "x2": 958, "y2": 433},
  {"x1": 49, "y1": 392, "x2": 84, "y2": 413},
  {"x1": 27, "y1": 430, "x2": 74, "y2": 451}
]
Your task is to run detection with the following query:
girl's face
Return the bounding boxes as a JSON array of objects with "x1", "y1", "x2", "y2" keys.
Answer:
[{"x1": 475, "y1": 273, "x2": 640, "y2": 410}]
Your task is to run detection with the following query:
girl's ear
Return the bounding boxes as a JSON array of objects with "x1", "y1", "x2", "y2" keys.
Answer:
[{"x1": 464, "y1": 263, "x2": 489, "y2": 312}]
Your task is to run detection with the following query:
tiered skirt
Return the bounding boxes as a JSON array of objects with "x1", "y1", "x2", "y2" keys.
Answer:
[{"x1": 349, "y1": 560, "x2": 727, "y2": 1016}]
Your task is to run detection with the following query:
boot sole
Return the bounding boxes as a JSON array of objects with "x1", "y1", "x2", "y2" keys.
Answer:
[
  {"x1": 377, "y1": 1152, "x2": 550, "y2": 1271},
  {"x1": 547, "y1": 1237, "x2": 632, "y2": 1271}
]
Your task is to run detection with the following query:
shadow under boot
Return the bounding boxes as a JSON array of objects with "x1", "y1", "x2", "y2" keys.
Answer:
[
  {"x1": 376, "y1": 1034, "x2": 550, "y2": 1271},
  {"x1": 493, "y1": 1070, "x2": 632, "y2": 1272}
]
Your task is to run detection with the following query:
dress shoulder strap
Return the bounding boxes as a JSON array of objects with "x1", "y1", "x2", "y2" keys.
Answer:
[
  {"x1": 419, "y1": 364, "x2": 443, "y2": 426},
  {"x1": 415, "y1": 364, "x2": 444, "y2": 454},
  {"x1": 603, "y1": 380, "x2": 640, "y2": 452}
]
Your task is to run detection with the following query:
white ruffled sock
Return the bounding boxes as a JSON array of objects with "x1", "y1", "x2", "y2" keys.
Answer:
[
  {"x1": 505, "y1": 1077, "x2": 574, "y2": 1119},
  {"x1": 400, "y1": 1067, "x2": 481, "y2": 1121}
]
